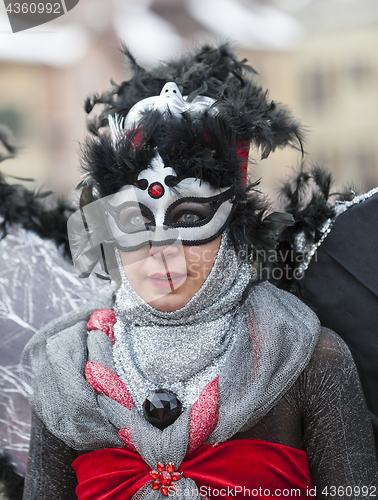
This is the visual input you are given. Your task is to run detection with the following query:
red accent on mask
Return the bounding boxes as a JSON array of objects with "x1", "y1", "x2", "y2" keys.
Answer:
[{"x1": 148, "y1": 182, "x2": 165, "y2": 199}]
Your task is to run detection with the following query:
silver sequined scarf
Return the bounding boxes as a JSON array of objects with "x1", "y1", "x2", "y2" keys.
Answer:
[
  {"x1": 110, "y1": 233, "x2": 321, "y2": 443},
  {"x1": 113, "y1": 235, "x2": 252, "y2": 410}
]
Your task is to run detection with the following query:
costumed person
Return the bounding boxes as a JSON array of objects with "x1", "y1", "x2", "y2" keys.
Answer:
[{"x1": 20, "y1": 44, "x2": 377, "y2": 500}]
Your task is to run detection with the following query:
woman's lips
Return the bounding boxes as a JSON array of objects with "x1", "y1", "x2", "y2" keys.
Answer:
[{"x1": 148, "y1": 272, "x2": 187, "y2": 289}]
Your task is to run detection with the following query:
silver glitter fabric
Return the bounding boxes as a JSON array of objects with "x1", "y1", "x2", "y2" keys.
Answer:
[
  {"x1": 112, "y1": 234, "x2": 321, "y2": 445},
  {"x1": 21, "y1": 229, "x2": 322, "y2": 500},
  {"x1": 113, "y1": 234, "x2": 253, "y2": 409}
]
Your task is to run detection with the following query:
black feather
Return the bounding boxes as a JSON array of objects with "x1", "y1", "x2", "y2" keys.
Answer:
[
  {"x1": 0, "y1": 450, "x2": 24, "y2": 500},
  {"x1": 0, "y1": 126, "x2": 75, "y2": 260},
  {"x1": 0, "y1": 125, "x2": 17, "y2": 160},
  {"x1": 0, "y1": 172, "x2": 75, "y2": 260},
  {"x1": 274, "y1": 164, "x2": 352, "y2": 293},
  {"x1": 279, "y1": 164, "x2": 336, "y2": 237},
  {"x1": 84, "y1": 43, "x2": 303, "y2": 157}
]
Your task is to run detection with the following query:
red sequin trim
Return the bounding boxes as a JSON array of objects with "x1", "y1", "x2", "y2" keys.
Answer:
[
  {"x1": 87, "y1": 309, "x2": 116, "y2": 344},
  {"x1": 188, "y1": 377, "x2": 219, "y2": 455},
  {"x1": 118, "y1": 427, "x2": 137, "y2": 452},
  {"x1": 85, "y1": 361, "x2": 133, "y2": 410}
]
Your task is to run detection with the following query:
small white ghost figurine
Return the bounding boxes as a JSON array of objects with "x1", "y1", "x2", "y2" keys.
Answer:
[
  {"x1": 124, "y1": 82, "x2": 216, "y2": 129},
  {"x1": 154, "y1": 82, "x2": 189, "y2": 115}
]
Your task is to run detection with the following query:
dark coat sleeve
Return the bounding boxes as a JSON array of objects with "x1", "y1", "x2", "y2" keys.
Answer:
[
  {"x1": 22, "y1": 411, "x2": 78, "y2": 500},
  {"x1": 285, "y1": 328, "x2": 378, "y2": 497}
]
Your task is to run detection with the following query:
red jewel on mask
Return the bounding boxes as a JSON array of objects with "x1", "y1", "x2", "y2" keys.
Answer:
[{"x1": 148, "y1": 182, "x2": 165, "y2": 199}]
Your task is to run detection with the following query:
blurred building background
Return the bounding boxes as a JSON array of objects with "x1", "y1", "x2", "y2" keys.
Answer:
[{"x1": 0, "y1": 0, "x2": 377, "y2": 198}]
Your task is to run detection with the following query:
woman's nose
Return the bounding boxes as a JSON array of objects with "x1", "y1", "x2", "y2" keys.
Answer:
[{"x1": 149, "y1": 243, "x2": 181, "y2": 260}]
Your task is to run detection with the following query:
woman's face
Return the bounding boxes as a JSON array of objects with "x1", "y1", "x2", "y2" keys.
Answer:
[{"x1": 119, "y1": 236, "x2": 222, "y2": 312}]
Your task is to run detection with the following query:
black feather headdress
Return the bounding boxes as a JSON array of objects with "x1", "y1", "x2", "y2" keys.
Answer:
[{"x1": 81, "y1": 43, "x2": 302, "y2": 256}]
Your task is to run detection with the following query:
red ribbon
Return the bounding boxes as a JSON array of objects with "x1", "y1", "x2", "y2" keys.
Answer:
[{"x1": 73, "y1": 439, "x2": 313, "y2": 500}]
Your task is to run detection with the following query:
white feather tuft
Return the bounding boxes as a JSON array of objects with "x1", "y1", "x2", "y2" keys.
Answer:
[{"x1": 108, "y1": 114, "x2": 125, "y2": 148}]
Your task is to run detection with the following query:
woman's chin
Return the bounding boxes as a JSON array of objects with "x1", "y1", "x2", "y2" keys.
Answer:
[{"x1": 148, "y1": 292, "x2": 190, "y2": 312}]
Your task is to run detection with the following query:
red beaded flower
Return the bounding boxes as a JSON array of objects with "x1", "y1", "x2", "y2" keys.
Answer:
[{"x1": 149, "y1": 462, "x2": 183, "y2": 496}]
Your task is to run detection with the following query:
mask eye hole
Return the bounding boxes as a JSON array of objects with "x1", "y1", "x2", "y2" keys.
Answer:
[
  {"x1": 180, "y1": 213, "x2": 198, "y2": 223},
  {"x1": 167, "y1": 201, "x2": 214, "y2": 226},
  {"x1": 119, "y1": 208, "x2": 151, "y2": 230},
  {"x1": 120, "y1": 211, "x2": 150, "y2": 228},
  {"x1": 109, "y1": 202, "x2": 154, "y2": 233}
]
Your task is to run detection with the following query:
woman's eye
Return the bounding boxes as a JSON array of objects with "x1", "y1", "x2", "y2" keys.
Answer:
[
  {"x1": 169, "y1": 202, "x2": 213, "y2": 224},
  {"x1": 178, "y1": 213, "x2": 199, "y2": 223},
  {"x1": 118, "y1": 207, "x2": 151, "y2": 229},
  {"x1": 130, "y1": 215, "x2": 149, "y2": 226}
]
